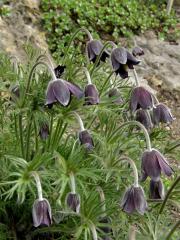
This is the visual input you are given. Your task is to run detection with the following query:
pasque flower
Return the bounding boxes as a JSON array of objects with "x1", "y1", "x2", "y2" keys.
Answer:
[
  {"x1": 152, "y1": 103, "x2": 175, "y2": 125},
  {"x1": 86, "y1": 39, "x2": 109, "y2": 63},
  {"x1": 111, "y1": 47, "x2": 140, "y2": 79},
  {"x1": 135, "y1": 109, "x2": 153, "y2": 130},
  {"x1": 141, "y1": 149, "x2": 173, "y2": 181},
  {"x1": 39, "y1": 123, "x2": 49, "y2": 140},
  {"x1": 66, "y1": 192, "x2": 80, "y2": 213},
  {"x1": 54, "y1": 65, "x2": 66, "y2": 78},
  {"x1": 120, "y1": 157, "x2": 147, "y2": 215},
  {"x1": 149, "y1": 179, "x2": 164, "y2": 199},
  {"x1": 130, "y1": 86, "x2": 153, "y2": 112},
  {"x1": 108, "y1": 88, "x2": 123, "y2": 104},
  {"x1": 132, "y1": 46, "x2": 144, "y2": 57},
  {"x1": 32, "y1": 198, "x2": 52, "y2": 227},
  {"x1": 85, "y1": 84, "x2": 99, "y2": 105},
  {"x1": 121, "y1": 185, "x2": 147, "y2": 215},
  {"x1": 79, "y1": 130, "x2": 94, "y2": 150},
  {"x1": 45, "y1": 79, "x2": 84, "y2": 108}
]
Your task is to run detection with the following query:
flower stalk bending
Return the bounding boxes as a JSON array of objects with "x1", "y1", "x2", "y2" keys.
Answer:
[{"x1": 31, "y1": 172, "x2": 43, "y2": 201}]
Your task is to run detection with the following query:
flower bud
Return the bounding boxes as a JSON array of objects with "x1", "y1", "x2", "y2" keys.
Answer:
[{"x1": 66, "y1": 192, "x2": 80, "y2": 213}]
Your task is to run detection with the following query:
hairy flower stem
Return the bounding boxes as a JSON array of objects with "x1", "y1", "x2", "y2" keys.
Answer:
[
  {"x1": 167, "y1": 0, "x2": 174, "y2": 15},
  {"x1": 100, "y1": 71, "x2": 114, "y2": 96},
  {"x1": 90, "y1": 41, "x2": 116, "y2": 77},
  {"x1": 31, "y1": 172, "x2": 43, "y2": 201},
  {"x1": 82, "y1": 67, "x2": 92, "y2": 84},
  {"x1": 118, "y1": 121, "x2": 152, "y2": 150},
  {"x1": 18, "y1": 114, "x2": 24, "y2": 158},
  {"x1": 128, "y1": 225, "x2": 136, "y2": 240},
  {"x1": 159, "y1": 175, "x2": 180, "y2": 214},
  {"x1": 22, "y1": 61, "x2": 57, "y2": 107},
  {"x1": 73, "y1": 112, "x2": 85, "y2": 131},
  {"x1": 120, "y1": 157, "x2": 139, "y2": 187},
  {"x1": 63, "y1": 27, "x2": 93, "y2": 64},
  {"x1": 90, "y1": 224, "x2": 98, "y2": 240},
  {"x1": 96, "y1": 186, "x2": 106, "y2": 215},
  {"x1": 133, "y1": 68, "x2": 140, "y2": 87},
  {"x1": 69, "y1": 172, "x2": 76, "y2": 194},
  {"x1": 165, "y1": 219, "x2": 180, "y2": 240}
]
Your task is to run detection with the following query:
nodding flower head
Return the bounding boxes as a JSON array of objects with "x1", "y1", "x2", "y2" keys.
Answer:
[
  {"x1": 86, "y1": 39, "x2": 109, "y2": 63},
  {"x1": 149, "y1": 179, "x2": 164, "y2": 200},
  {"x1": 10, "y1": 85, "x2": 20, "y2": 101},
  {"x1": 66, "y1": 192, "x2": 80, "y2": 213},
  {"x1": 152, "y1": 103, "x2": 175, "y2": 125},
  {"x1": 39, "y1": 123, "x2": 49, "y2": 140},
  {"x1": 132, "y1": 46, "x2": 144, "y2": 57},
  {"x1": 121, "y1": 185, "x2": 147, "y2": 215},
  {"x1": 141, "y1": 149, "x2": 173, "y2": 182},
  {"x1": 32, "y1": 198, "x2": 52, "y2": 227},
  {"x1": 135, "y1": 109, "x2": 153, "y2": 130},
  {"x1": 130, "y1": 86, "x2": 153, "y2": 113},
  {"x1": 79, "y1": 130, "x2": 94, "y2": 150},
  {"x1": 108, "y1": 88, "x2": 123, "y2": 104},
  {"x1": 45, "y1": 79, "x2": 84, "y2": 108},
  {"x1": 84, "y1": 84, "x2": 99, "y2": 105},
  {"x1": 111, "y1": 47, "x2": 140, "y2": 79},
  {"x1": 54, "y1": 65, "x2": 66, "y2": 78}
]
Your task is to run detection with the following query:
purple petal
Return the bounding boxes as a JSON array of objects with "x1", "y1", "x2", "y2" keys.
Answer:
[
  {"x1": 45, "y1": 81, "x2": 56, "y2": 106},
  {"x1": 142, "y1": 150, "x2": 161, "y2": 181},
  {"x1": 52, "y1": 79, "x2": 70, "y2": 106},
  {"x1": 85, "y1": 84, "x2": 99, "y2": 105},
  {"x1": 121, "y1": 187, "x2": 135, "y2": 214},
  {"x1": 155, "y1": 150, "x2": 173, "y2": 177},
  {"x1": 135, "y1": 87, "x2": 153, "y2": 110},
  {"x1": 150, "y1": 179, "x2": 164, "y2": 199},
  {"x1": 133, "y1": 187, "x2": 147, "y2": 215},
  {"x1": 130, "y1": 88, "x2": 138, "y2": 112},
  {"x1": 127, "y1": 51, "x2": 140, "y2": 68},
  {"x1": 111, "y1": 47, "x2": 127, "y2": 65},
  {"x1": 63, "y1": 80, "x2": 84, "y2": 99},
  {"x1": 132, "y1": 46, "x2": 144, "y2": 57}
]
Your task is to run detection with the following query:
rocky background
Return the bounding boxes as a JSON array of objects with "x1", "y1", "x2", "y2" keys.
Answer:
[{"x1": 0, "y1": 0, "x2": 180, "y2": 137}]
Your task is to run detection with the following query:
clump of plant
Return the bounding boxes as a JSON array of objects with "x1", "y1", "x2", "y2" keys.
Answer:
[
  {"x1": 40, "y1": 0, "x2": 179, "y2": 57},
  {"x1": 0, "y1": 28, "x2": 179, "y2": 240}
]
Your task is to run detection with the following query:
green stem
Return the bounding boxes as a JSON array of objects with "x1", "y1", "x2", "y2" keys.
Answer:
[
  {"x1": 51, "y1": 118, "x2": 63, "y2": 147},
  {"x1": 18, "y1": 114, "x2": 24, "y2": 158},
  {"x1": 90, "y1": 223, "x2": 98, "y2": 240},
  {"x1": 165, "y1": 220, "x2": 180, "y2": 240},
  {"x1": 82, "y1": 67, "x2": 92, "y2": 84},
  {"x1": 69, "y1": 172, "x2": 76, "y2": 193},
  {"x1": 62, "y1": 27, "x2": 93, "y2": 64},
  {"x1": 31, "y1": 171, "x2": 43, "y2": 201},
  {"x1": 90, "y1": 41, "x2": 116, "y2": 77},
  {"x1": 99, "y1": 71, "x2": 114, "y2": 96},
  {"x1": 167, "y1": 0, "x2": 174, "y2": 15},
  {"x1": 96, "y1": 186, "x2": 106, "y2": 214},
  {"x1": 159, "y1": 175, "x2": 180, "y2": 214},
  {"x1": 133, "y1": 68, "x2": 140, "y2": 87},
  {"x1": 113, "y1": 121, "x2": 152, "y2": 150},
  {"x1": 47, "y1": 113, "x2": 54, "y2": 150},
  {"x1": 22, "y1": 61, "x2": 56, "y2": 107},
  {"x1": 33, "y1": 119, "x2": 39, "y2": 152},
  {"x1": 119, "y1": 156, "x2": 139, "y2": 187},
  {"x1": 73, "y1": 112, "x2": 85, "y2": 131},
  {"x1": 25, "y1": 114, "x2": 33, "y2": 160}
]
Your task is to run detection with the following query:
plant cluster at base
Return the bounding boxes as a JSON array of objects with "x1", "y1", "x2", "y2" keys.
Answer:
[{"x1": 0, "y1": 28, "x2": 179, "y2": 240}]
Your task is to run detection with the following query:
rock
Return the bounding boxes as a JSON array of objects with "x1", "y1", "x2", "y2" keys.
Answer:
[
  {"x1": 0, "y1": 0, "x2": 49, "y2": 61},
  {"x1": 134, "y1": 34, "x2": 180, "y2": 92}
]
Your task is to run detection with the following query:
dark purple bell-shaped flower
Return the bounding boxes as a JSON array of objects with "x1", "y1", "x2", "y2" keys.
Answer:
[
  {"x1": 45, "y1": 79, "x2": 83, "y2": 108},
  {"x1": 141, "y1": 149, "x2": 173, "y2": 182},
  {"x1": 149, "y1": 179, "x2": 164, "y2": 199},
  {"x1": 86, "y1": 40, "x2": 109, "y2": 63},
  {"x1": 135, "y1": 109, "x2": 153, "y2": 130},
  {"x1": 79, "y1": 130, "x2": 94, "y2": 150},
  {"x1": 54, "y1": 65, "x2": 66, "y2": 78},
  {"x1": 66, "y1": 192, "x2": 80, "y2": 213},
  {"x1": 130, "y1": 86, "x2": 153, "y2": 113},
  {"x1": 85, "y1": 84, "x2": 99, "y2": 105},
  {"x1": 152, "y1": 103, "x2": 175, "y2": 125},
  {"x1": 111, "y1": 47, "x2": 140, "y2": 79},
  {"x1": 108, "y1": 88, "x2": 123, "y2": 104},
  {"x1": 39, "y1": 123, "x2": 49, "y2": 140},
  {"x1": 132, "y1": 46, "x2": 144, "y2": 57},
  {"x1": 121, "y1": 185, "x2": 147, "y2": 215},
  {"x1": 32, "y1": 199, "x2": 52, "y2": 227}
]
